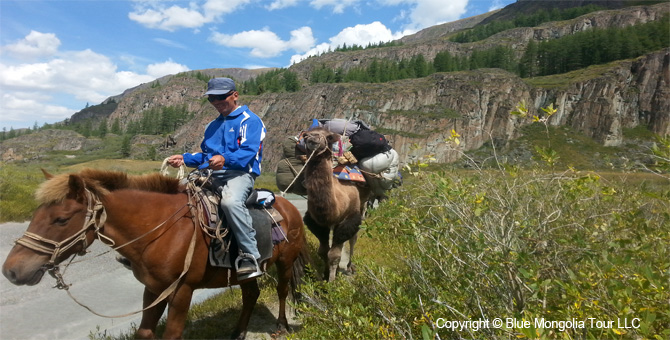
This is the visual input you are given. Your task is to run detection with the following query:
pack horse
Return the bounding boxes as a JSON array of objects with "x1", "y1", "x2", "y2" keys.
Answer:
[{"x1": 1, "y1": 169, "x2": 309, "y2": 339}]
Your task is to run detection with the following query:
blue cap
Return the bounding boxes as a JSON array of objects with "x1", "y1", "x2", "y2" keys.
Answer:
[{"x1": 205, "y1": 77, "x2": 236, "y2": 95}]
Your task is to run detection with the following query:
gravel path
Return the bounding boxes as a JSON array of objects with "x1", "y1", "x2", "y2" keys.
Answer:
[{"x1": 0, "y1": 197, "x2": 308, "y2": 340}]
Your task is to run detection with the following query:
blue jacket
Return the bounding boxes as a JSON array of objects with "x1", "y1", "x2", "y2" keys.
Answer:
[{"x1": 183, "y1": 105, "x2": 266, "y2": 176}]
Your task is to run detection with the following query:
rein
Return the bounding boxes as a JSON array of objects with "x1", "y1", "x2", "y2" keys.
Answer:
[{"x1": 16, "y1": 187, "x2": 199, "y2": 318}]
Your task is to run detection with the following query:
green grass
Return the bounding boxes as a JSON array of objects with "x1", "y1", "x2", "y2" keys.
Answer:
[
  {"x1": 254, "y1": 173, "x2": 279, "y2": 192},
  {"x1": 0, "y1": 164, "x2": 44, "y2": 222},
  {"x1": 463, "y1": 122, "x2": 658, "y2": 171},
  {"x1": 0, "y1": 159, "x2": 172, "y2": 223},
  {"x1": 524, "y1": 62, "x2": 621, "y2": 90}
]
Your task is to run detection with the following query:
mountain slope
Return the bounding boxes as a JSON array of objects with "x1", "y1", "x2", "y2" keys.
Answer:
[{"x1": 2, "y1": 2, "x2": 668, "y2": 172}]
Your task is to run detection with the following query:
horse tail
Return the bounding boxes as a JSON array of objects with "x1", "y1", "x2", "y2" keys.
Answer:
[{"x1": 289, "y1": 231, "x2": 313, "y2": 302}]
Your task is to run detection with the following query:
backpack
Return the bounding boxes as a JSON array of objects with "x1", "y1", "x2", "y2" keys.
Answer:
[{"x1": 349, "y1": 129, "x2": 392, "y2": 160}]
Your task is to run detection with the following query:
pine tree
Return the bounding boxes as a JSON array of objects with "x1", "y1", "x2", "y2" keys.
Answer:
[
  {"x1": 120, "y1": 135, "x2": 132, "y2": 158},
  {"x1": 97, "y1": 118, "x2": 108, "y2": 138},
  {"x1": 519, "y1": 40, "x2": 538, "y2": 78},
  {"x1": 111, "y1": 118, "x2": 121, "y2": 135},
  {"x1": 283, "y1": 71, "x2": 301, "y2": 92}
]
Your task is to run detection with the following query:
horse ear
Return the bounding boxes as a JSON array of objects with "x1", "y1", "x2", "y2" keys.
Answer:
[
  {"x1": 41, "y1": 168, "x2": 54, "y2": 179},
  {"x1": 66, "y1": 174, "x2": 87, "y2": 201},
  {"x1": 327, "y1": 132, "x2": 341, "y2": 144}
]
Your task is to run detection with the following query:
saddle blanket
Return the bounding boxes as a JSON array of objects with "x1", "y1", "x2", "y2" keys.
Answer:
[
  {"x1": 208, "y1": 207, "x2": 286, "y2": 269},
  {"x1": 332, "y1": 165, "x2": 366, "y2": 182}
]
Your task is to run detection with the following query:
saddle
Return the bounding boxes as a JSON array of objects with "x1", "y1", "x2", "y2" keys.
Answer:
[{"x1": 185, "y1": 170, "x2": 287, "y2": 271}]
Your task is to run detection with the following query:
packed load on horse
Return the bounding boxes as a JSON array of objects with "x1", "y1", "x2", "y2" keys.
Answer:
[{"x1": 276, "y1": 118, "x2": 402, "y2": 202}]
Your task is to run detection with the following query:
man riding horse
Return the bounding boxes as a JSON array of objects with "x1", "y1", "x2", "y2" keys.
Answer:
[{"x1": 167, "y1": 77, "x2": 267, "y2": 280}]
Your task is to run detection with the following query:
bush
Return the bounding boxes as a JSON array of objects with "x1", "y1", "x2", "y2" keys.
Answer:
[
  {"x1": 294, "y1": 166, "x2": 669, "y2": 339},
  {"x1": 0, "y1": 164, "x2": 42, "y2": 222}
]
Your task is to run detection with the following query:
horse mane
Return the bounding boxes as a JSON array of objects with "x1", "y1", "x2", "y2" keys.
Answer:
[{"x1": 36, "y1": 168, "x2": 184, "y2": 204}]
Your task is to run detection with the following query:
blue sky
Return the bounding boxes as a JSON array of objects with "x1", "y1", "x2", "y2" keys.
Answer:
[{"x1": 0, "y1": 0, "x2": 514, "y2": 130}]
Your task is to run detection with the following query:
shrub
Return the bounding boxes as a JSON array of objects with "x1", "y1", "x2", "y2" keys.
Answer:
[
  {"x1": 0, "y1": 164, "x2": 42, "y2": 222},
  {"x1": 294, "y1": 160, "x2": 669, "y2": 339}
]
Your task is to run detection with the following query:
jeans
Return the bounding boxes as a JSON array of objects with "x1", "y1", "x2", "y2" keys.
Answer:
[{"x1": 213, "y1": 170, "x2": 260, "y2": 259}]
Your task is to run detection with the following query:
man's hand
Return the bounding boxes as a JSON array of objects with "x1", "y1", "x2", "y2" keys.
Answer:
[
  {"x1": 167, "y1": 154, "x2": 184, "y2": 168},
  {"x1": 209, "y1": 154, "x2": 225, "y2": 170}
]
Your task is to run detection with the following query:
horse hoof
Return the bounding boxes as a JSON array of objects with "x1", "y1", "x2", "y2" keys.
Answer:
[
  {"x1": 276, "y1": 321, "x2": 290, "y2": 333},
  {"x1": 231, "y1": 330, "x2": 247, "y2": 340}
]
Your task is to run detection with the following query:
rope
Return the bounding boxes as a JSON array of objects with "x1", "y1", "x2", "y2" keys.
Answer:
[
  {"x1": 263, "y1": 208, "x2": 289, "y2": 243},
  {"x1": 358, "y1": 168, "x2": 384, "y2": 179},
  {"x1": 280, "y1": 148, "x2": 317, "y2": 197},
  {"x1": 161, "y1": 157, "x2": 186, "y2": 179},
  {"x1": 50, "y1": 220, "x2": 198, "y2": 318}
]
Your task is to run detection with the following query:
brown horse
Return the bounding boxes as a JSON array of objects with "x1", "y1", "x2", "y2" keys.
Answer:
[
  {"x1": 302, "y1": 128, "x2": 370, "y2": 281},
  {"x1": 1, "y1": 169, "x2": 309, "y2": 340}
]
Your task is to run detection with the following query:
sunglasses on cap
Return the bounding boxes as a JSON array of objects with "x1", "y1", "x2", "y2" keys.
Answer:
[{"x1": 208, "y1": 91, "x2": 235, "y2": 102}]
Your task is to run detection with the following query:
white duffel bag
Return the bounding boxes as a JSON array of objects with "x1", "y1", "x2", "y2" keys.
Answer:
[
  {"x1": 360, "y1": 149, "x2": 400, "y2": 195},
  {"x1": 358, "y1": 149, "x2": 397, "y2": 173}
]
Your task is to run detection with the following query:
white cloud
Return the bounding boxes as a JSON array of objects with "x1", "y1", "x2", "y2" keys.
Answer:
[
  {"x1": 286, "y1": 26, "x2": 317, "y2": 52},
  {"x1": 378, "y1": 0, "x2": 468, "y2": 31},
  {"x1": 0, "y1": 31, "x2": 189, "y2": 128},
  {"x1": 154, "y1": 38, "x2": 187, "y2": 49},
  {"x1": 1, "y1": 92, "x2": 75, "y2": 128},
  {"x1": 147, "y1": 59, "x2": 191, "y2": 78},
  {"x1": 408, "y1": 0, "x2": 467, "y2": 29},
  {"x1": 210, "y1": 26, "x2": 315, "y2": 58},
  {"x1": 266, "y1": 0, "x2": 300, "y2": 11},
  {"x1": 489, "y1": 0, "x2": 507, "y2": 12},
  {"x1": 2, "y1": 31, "x2": 61, "y2": 59},
  {"x1": 290, "y1": 21, "x2": 405, "y2": 64},
  {"x1": 310, "y1": 0, "x2": 360, "y2": 14},
  {"x1": 129, "y1": 5, "x2": 207, "y2": 31},
  {"x1": 129, "y1": 0, "x2": 251, "y2": 31}
]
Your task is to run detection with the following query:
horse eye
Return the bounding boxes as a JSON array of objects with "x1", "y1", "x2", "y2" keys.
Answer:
[{"x1": 54, "y1": 217, "x2": 70, "y2": 226}]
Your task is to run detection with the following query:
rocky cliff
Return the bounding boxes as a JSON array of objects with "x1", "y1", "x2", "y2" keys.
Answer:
[
  {"x1": 147, "y1": 48, "x2": 666, "y2": 170},
  {"x1": 246, "y1": 48, "x2": 669, "y2": 168}
]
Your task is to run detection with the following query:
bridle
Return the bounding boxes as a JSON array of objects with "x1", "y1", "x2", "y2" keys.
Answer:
[{"x1": 15, "y1": 189, "x2": 112, "y2": 269}]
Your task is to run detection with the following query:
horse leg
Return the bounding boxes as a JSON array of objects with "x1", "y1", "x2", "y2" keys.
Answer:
[
  {"x1": 304, "y1": 213, "x2": 331, "y2": 281},
  {"x1": 231, "y1": 278, "x2": 261, "y2": 340},
  {"x1": 346, "y1": 231, "x2": 359, "y2": 275},
  {"x1": 274, "y1": 257, "x2": 293, "y2": 333},
  {"x1": 161, "y1": 285, "x2": 195, "y2": 339},
  {"x1": 327, "y1": 242, "x2": 344, "y2": 282},
  {"x1": 136, "y1": 288, "x2": 168, "y2": 339},
  {"x1": 332, "y1": 214, "x2": 362, "y2": 280}
]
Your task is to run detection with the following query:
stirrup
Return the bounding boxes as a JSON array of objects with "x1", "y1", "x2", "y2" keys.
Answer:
[{"x1": 235, "y1": 253, "x2": 263, "y2": 280}]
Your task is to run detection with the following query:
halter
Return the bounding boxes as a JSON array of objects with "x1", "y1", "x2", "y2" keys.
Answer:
[{"x1": 15, "y1": 189, "x2": 112, "y2": 268}]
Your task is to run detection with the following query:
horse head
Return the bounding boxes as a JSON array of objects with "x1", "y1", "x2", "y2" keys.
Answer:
[{"x1": 2, "y1": 171, "x2": 104, "y2": 286}]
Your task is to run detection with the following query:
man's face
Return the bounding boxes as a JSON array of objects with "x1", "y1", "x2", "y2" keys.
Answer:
[{"x1": 208, "y1": 91, "x2": 237, "y2": 115}]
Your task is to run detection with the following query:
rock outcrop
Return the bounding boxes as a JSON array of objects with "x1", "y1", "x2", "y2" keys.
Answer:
[{"x1": 0, "y1": 130, "x2": 99, "y2": 162}]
